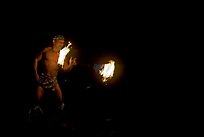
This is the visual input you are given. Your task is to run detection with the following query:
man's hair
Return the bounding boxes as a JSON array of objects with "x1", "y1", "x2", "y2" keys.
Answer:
[{"x1": 53, "y1": 35, "x2": 65, "y2": 41}]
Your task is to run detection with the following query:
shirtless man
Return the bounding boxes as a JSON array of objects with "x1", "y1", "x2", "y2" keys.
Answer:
[{"x1": 33, "y1": 35, "x2": 76, "y2": 112}]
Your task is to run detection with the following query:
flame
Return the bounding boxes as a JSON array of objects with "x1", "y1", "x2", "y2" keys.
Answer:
[
  {"x1": 58, "y1": 41, "x2": 72, "y2": 68},
  {"x1": 99, "y1": 60, "x2": 115, "y2": 82}
]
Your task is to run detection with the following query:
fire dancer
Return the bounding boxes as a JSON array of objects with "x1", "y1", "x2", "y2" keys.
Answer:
[{"x1": 32, "y1": 35, "x2": 77, "y2": 113}]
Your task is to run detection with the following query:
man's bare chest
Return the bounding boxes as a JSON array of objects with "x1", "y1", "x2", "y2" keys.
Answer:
[{"x1": 44, "y1": 50, "x2": 59, "y2": 62}]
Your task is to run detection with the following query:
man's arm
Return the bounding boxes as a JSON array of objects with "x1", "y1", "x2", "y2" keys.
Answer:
[{"x1": 34, "y1": 52, "x2": 42, "y2": 80}]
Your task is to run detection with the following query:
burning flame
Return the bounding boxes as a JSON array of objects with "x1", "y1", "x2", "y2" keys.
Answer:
[
  {"x1": 99, "y1": 60, "x2": 115, "y2": 82},
  {"x1": 58, "y1": 41, "x2": 72, "y2": 68}
]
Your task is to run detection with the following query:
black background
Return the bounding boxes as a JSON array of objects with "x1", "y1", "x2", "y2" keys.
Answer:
[{"x1": 1, "y1": 3, "x2": 185, "y2": 135}]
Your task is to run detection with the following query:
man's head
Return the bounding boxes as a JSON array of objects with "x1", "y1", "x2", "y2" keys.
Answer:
[{"x1": 52, "y1": 35, "x2": 65, "y2": 50}]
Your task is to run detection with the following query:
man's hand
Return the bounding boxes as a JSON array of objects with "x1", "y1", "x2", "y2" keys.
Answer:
[
  {"x1": 63, "y1": 57, "x2": 77, "y2": 72},
  {"x1": 69, "y1": 57, "x2": 77, "y2": 66}
]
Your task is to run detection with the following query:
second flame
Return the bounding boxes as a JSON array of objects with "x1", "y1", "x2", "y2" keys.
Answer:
[{"x1": 99, "y1": 60, "x2": 115, "y2": 82}]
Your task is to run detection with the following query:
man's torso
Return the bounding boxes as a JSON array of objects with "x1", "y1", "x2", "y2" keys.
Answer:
[{"x1": 40, "y1": 48, "x2": 59, "y2": 77}]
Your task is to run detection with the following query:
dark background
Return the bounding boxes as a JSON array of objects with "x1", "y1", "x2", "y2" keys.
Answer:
[
  {"x1": 1, "y1": 4, "x2": 184, "y2": 135},
  {"x1": 4, "y1": 16, "x2": 133, "y2": 135}
]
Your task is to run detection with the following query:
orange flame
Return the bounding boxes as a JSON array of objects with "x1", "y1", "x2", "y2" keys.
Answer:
[
  {"x1": 99, "y1": 60, "x2": 115, "y2": 82},
  {"x1": 58, "y1": 41, "x2": 72, "y2": 68}
]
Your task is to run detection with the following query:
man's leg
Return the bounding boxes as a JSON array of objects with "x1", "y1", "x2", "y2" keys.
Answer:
[
  {"x1": 36, "y1": 85, "x2": 44, "y2": 101},
  {"x1": 53, "y1": 83, "x2": 68, "y2": 127},
  {"x1": 54, "y1": 82, "x2": 64, "y2": 110},
  {"x1": 28, "y1": 86, "x2": 44, "y2": 122},
  {"x1": 32, "y1": 85, "x2": 44, "y2": 113}
]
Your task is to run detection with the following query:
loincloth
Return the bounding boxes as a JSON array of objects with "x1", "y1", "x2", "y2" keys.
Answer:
[{"x1": 38, "y1": 73, "x2": 57, "y2": 90}]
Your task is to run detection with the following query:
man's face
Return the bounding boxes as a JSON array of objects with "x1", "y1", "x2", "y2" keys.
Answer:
[{"x1": 53, "y1": 39, "x2": 65, "y2": 50}]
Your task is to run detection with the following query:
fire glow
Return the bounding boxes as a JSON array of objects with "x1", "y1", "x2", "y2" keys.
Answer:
[
  {"x1": 99, "y1": 60, "x2": 115, "y2": 82},
  {"x1": 58, "y1": 41, "x2": 72, "y2": 68}
]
